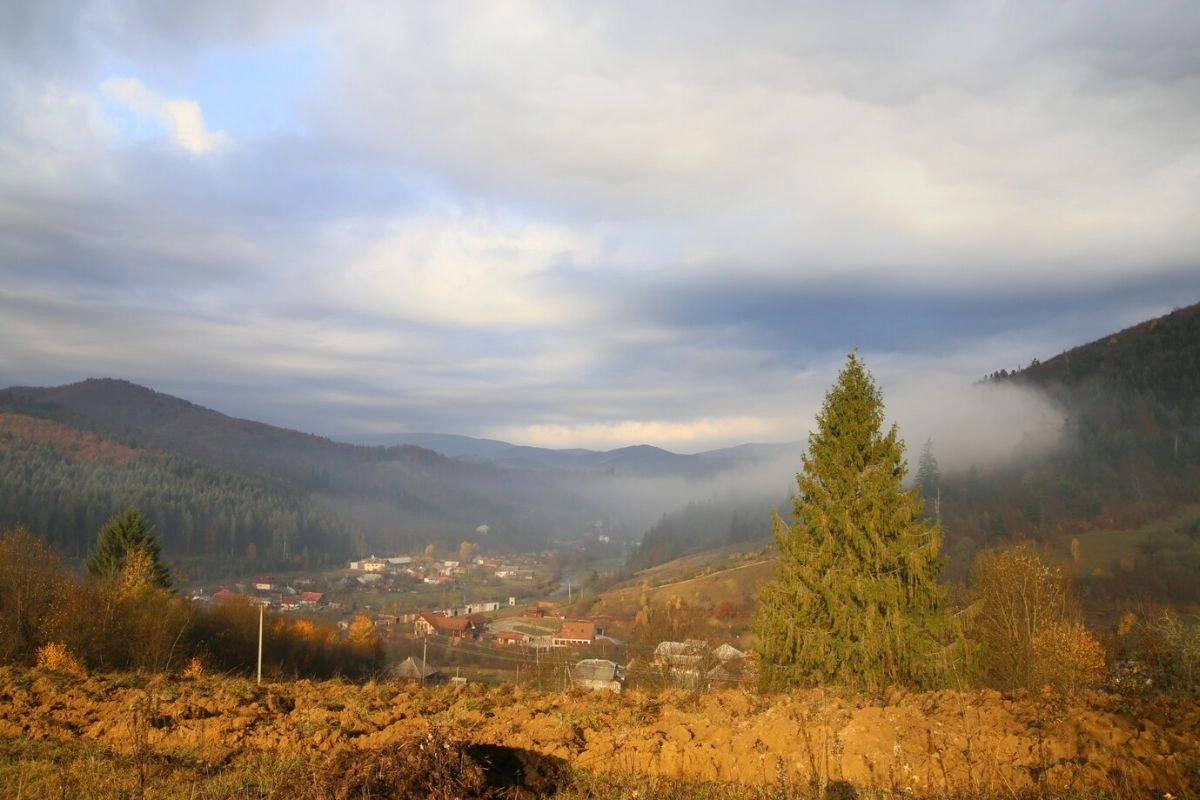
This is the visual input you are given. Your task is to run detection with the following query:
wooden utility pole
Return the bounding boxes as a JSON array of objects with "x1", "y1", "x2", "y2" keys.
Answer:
[{"x1": 256, "y1": 602, "x2": 264, "y2": 685}]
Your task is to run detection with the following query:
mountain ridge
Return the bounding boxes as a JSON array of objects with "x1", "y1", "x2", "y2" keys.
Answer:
[
  {"x1": 0, "y1": 377, "x2": 800, "y2": 565},
  {"x1": 333, "y1": 431, "x2": 802, "y2": 477}
]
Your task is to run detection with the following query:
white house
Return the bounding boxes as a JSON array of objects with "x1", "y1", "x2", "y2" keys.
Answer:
[{"x1": 349, "y1": 556, "x2": 388, "y2": 573}]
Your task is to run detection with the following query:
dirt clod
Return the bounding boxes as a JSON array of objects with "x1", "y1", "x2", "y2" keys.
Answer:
[{"x1": 269, "y1": 733, "x2": 567, "y2": 799}]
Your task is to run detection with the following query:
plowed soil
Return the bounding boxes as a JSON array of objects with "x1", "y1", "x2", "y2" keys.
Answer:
[{"x1": 1, "y1": 667, "x2": 1197, "y2": 798}]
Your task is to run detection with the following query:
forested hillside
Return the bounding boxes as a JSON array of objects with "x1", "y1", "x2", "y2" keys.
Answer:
[
  {"x1": 1, "y1": 379, "x2": 471, "y2": 488},
  {"x1": 624, "y1": 498, "x2": 777, "y2": 572},
  {"x1": 0, "y1": 381, "x2": 597, "y2": 567},
  {"x1": 937, "y1": 302, "x2": 1200, "y2": 593},
  {"x1": 0, "y1": 411, "x2": 352, "y2": 571}
]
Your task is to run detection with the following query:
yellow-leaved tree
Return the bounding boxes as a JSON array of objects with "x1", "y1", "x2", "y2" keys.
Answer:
[
  {"x1": 347, "y1": 613, "x2": 383, "y2": 677},
  {"x1": 967, "y1": 543, "x2": 1105, "y2": 691}
]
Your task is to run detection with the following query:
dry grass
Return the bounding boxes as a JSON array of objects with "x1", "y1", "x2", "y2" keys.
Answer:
[
  {"x1": 2, "y1": 667, "x2": 1198, "y2": 800},
  {"x1": 2, "y1": 735, "x2": 1170, "y2": 800}
]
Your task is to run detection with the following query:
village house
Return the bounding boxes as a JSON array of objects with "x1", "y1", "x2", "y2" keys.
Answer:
[
  {"x1": 553, "y1": 620, "x2": 596, "y2": 648},
  {"x1": 414, "y1": 612, "x2": 478, "y2": 639},
  {"x1": 496, "y1": 631, "x2": 526, "y2": 646},
  {"x1": 653, "y1": 639, "x2": 708, "y2": 667},
  {"x1": 210, "y1": 588, "x2": 240, "y2": 604},
  {"x1": 653, "y1": 639, "x2": 709, "y2": 688},
  {"x1": 298, "y1": 591, "x2": 324, "y2": 607},
  {"x1": 349, "y1": 556, "x2": 388, "y2": 573},
  {"x1": 706, "y1": 643, "x2": 747, "y2": 686}
]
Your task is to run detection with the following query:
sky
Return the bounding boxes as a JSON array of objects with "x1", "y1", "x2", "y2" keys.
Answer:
[{"x1": 1, "y1": 1, "x2": 1198, "y2": 455}]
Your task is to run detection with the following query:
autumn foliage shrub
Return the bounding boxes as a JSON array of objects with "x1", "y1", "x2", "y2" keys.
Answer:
[
  {"x1": 1113, "y1": 609, "x2": 1200, "y2": 693},
  {"x1": 0, "y1": 528, "x2": 69, "y2": 664},
  {"x1": 35, "y1": 642, "x2": 86, "y2": 675},
  {"x1": 0, "y1": 527, "x2": 382, "y2": 680},
  {"x1": 1030, "y1": 620, "x2": 1106, "y2": 692},
  {"x1": 967, "y1": 543, "x2": 1107, "y2": 691}
]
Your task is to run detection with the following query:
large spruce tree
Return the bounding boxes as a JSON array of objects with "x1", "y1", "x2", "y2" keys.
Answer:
[
  {"x1": 86, "y1": 507, "x2": 172, "y2": 589},
  {"x1": 753, "y1": 352, "x2": 948, "y2": 691}
]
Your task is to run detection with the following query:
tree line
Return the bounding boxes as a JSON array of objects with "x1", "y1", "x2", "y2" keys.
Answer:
[
  {"x1": 625, "y1": 499, "x2": 775, "y2": 572},
  {"x1": 0, "y1": 411, "x2": 355, "y2": 570},
  {"x1": 0, "y1": 510, "x2": 382, "y2": 680}
]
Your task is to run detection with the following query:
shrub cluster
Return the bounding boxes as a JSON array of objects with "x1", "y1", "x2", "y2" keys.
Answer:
[{"x1": 0, "y1": 526, "x2": 380, "y2": 679}]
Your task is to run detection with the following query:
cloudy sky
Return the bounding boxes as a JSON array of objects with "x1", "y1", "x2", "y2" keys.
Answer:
[{"x1": 2, "y1": 1, "x2": 1197, "y2": 454}]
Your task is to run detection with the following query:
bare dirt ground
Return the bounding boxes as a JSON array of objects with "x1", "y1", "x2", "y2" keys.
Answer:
[{"x1": 1, "y1": 666, "x2": 1197, "y2": 798}]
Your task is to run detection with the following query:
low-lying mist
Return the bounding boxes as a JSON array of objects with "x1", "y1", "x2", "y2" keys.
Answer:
[
  {"x1": 887, "y1": 375, "x2": 1065, "y2": 475},
  {"x1": 577, "y1": 454, "x2": 801, "y2": 536},
  {"x1": 577, "y1": 376, "x2": 1066, "y2": 537}
]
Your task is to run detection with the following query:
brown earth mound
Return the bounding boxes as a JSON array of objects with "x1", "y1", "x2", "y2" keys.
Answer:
[
  {"x1": 268, "y1": 732, "x2": 567, "y2": 799},
  {"x1": 1, "y1": 668, "x2": 1197, "y2": 798}
]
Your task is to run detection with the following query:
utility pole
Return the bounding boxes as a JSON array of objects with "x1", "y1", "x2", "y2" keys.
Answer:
[
  {"x1": 256, "y1": 602, "x2": 264, "y2": 685},
  {"x1": 421, "y1": 636, "x2": 428, "y2": 688}
]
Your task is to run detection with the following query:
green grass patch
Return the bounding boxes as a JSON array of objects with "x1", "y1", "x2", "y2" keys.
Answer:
[{"x1": 1070, "y1": 504, "x2": 1200, "y2": 577}]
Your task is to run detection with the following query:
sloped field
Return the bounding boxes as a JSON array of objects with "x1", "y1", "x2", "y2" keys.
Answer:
[{"x1": 0, "y1": 667, "x2": 1196, "y2": 798}]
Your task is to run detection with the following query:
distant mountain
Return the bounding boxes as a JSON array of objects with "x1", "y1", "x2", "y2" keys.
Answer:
[
  {"x1": 489, "y1": 443, "x2": 703, "y2": 477},
  {"x1": 3, "y1": 378, "x2": 436, "y2": 485},
  {"x1": 0, "y1": 379, "x2": 800, "y2": 572},
  {"x1": 336, "y1": 432, "x2": 516, "y2": 460},
  {"x1": 0, "y1": 379, "x2": 590, "y2": 561},
  {"x1": 335, "y1": 431, "x2": 801, "y2": 478}
]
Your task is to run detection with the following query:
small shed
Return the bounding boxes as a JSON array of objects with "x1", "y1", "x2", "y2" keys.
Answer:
[
  {"x1": 572, "y1": 659, "x2": 625, "y2": 693},
  {"x1": 653, "y1": 640, "x2": 707, "y2": 667},
  {"x1": 392, "y1": 656, "x2": 442, "y2": 684},
  {"x1": 712, "y1": 643, "x2": 745, "y2": 662}
]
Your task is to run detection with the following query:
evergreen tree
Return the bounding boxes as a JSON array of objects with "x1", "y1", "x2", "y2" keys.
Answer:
[
  {"x1": 753, "y1": 352, "x2": 948, "y2": 692},
  {"x1": 916, "y1": 438, "x2": 941, "y2": 521},
  {"x1": 86, "y1": 507, "x2": 172, "y2": 589}
]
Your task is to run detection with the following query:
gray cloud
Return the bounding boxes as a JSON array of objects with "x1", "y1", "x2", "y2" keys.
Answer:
[
  {"x1": 313, "y1": 2, "x2": 1200, "y2": 278},
  {"x1": 0, "y1": 0, "x2": 1197, "y2": 458}
]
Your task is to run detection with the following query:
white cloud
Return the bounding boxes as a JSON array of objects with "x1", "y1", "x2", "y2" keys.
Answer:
[
  {"x1": 497, "y1": 416, "x2": 777, "y2": 452},
  {"x1": 314, "y1": 3, "x2": 1200, "y2": 285},
  {"x1": 320, "y1": 209, "x2": 605, "y2": 327},
  {"x1": 0, "y1": 81, "x2": 111, "y2": 191},
  {"x1": 101, "y1": 76, "x2": 230, "y2": 155}
]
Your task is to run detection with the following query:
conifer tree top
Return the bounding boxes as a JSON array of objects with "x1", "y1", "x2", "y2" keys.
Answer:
[{"x1": 86, "y1": 507, "x2": 172, "y2": 589}]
